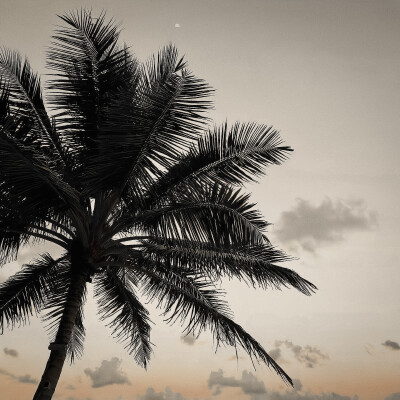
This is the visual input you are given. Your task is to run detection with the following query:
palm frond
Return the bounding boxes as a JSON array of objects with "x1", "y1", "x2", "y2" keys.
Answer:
[
  {"x1": 0, "y1": 253, "x2": 66, "y2": 332},
  {"x1": 94, "y1": 267, "x2": 152, "y2": 368},
  {"x1": 66, "y1": 303, "x2": 85, "y2": 363},
  {"x1": 82, "y1": 47, "x2": 141, "y2": 195},
  {"x1": 0, "y1": 116, "x2": 81, "y2": 214},
  {"x1": 111, "y1": 44, "x2": 213, "y2": 200},
  {"x1": 0, "y1": 198, "x2": 76, "y2": 265},
  {"x1": 136, "y1": 44, "x2": 213, "y2": 159},
  {"x1": 0, "y1": 48, "x2": 51, "y2": 133},
  {"x1": 0, "y1": 48, "x2": 66, "y2": 165},
  {"x1": 144, "y1": 122, "x2": 292, "y2": 204},
  {"x1": 0, "y1": 78, "x2": 10, "y2": 122},
  {"x1": 141, "y1": 238, "x2": 316, "y2": 295},
  {"x1": 137, "y1": 259, "x2": 292, "y2": 386},
  {"x1": 47, "y1": 10, "x2": 133, "y2": 146},
  {"x1": 131, "y1": 182, "x2": 268, "y2": 246}
]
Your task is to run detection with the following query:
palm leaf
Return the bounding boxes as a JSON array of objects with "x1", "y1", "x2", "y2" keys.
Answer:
[
  {"x1": 67, "y1": 305, "x2": 86, "y2": 363},
  {"x1": 0, "y1": 253, "x2": 66, "y2": 332},
  {"x1": 0, "y1": 49, "x2": 52, "y2": 139},
  {"x1": 144, "y1": 122, "x2": 292, "y2": 204},
  {"x1": 141, "y1": 238, "x2": 316, "y2": 295},
  {"x1": 0, "y1": 48, "x2": 67, "y2": 167},
  {"x1": 132, "y1": 182, "x2": 268, "y2": 246},
  {"x1": 47, "y1": 10, "x2": 132, "y2": 153},
  {"x1": 0, "y1": 119, "x2": 81, "y2": 218},
  {"x1": 109, "y1": 44, "x2": 213, "y2": 201},
  {"x1": 136, "y1": 259, "x2": 292, "y2": 386},
  {"x1": 94, "y1": 267, "x2": 152, "y2": 368},
  {"x1": 46, "y1": 10, "x2": 144, "y2": 198}
]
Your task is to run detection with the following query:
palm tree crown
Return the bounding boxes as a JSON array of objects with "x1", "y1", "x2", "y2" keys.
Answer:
[{"x1": 0, "y1": 9, "x2": 316, "y2": 400}]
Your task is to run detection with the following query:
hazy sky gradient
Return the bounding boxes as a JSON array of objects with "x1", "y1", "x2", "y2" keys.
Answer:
[{"x1": 1, "y1": 1, "x2": 399, "y2": 400}]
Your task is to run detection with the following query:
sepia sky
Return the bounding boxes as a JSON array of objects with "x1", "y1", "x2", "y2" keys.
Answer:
[{"x1": 1, "y1": 1, "x2": 400, "y2": 400}]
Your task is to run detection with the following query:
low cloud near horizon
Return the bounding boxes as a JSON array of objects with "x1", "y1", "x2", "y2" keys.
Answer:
[
  {"x1": 65, "y1": 397, "x2": 93, "y2": 400},
  {"x1": 207, "y1": 370, "x2": 356, "y2": 400},
  {"x1": 382, "y1": 340, "x2": 400, "y2": 351},
  {"x1": 84, "y1": 358, "x2": 130, "y2": 388},
  {"x1": 0, "y1": 368, "x2": 37, "y2": 384},
  {"x1": 3, "y1": 347, "x2": 18, "y2": 357},
  {"x1": 270, "y1": 340, "x2": 329, "y2": 368},
  {"x1": 249, "y1": 389, "x2": 358, "y2": 400},
  {"x1": 208, "y1": 369, "x2": 266, "y2": 396},
  {"x1": 137, "y1": 387, "x2": 198, "y2": 400},
  {"x1": 385, "y1": 393, "x2": 400, "y2": 400},
  {"x1": 274, "y1": 198, "x2": 377, "y2": 253}
]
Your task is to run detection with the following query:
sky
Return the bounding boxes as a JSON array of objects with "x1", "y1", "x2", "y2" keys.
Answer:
[{"x1": 0, "y1": 0, "x2": 400, "y2": 399}]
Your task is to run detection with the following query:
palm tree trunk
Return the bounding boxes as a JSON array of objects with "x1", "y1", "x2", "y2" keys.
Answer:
[{"x1": 33, "y1": 265, "x2": 90, "y2": 400}]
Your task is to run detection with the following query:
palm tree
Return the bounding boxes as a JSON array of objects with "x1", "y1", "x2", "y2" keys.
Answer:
[{"x1": 0, "y1": 9, "x2": 316, "y2": 400}]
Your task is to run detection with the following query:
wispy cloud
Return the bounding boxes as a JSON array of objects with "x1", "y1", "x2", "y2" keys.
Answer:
[
  {"x1": 274, "y1": 198, "x2": 377, "y2": 253},
  {"x1": 208, "y1": 370, "x2": 266, "y2": 396},
  {"x1": 3, "y1": 347, "x2": 18, "y2": 357},
  {"x1": 385, "y1": 393, "x2": 400, "y2": 400},
  {"x1": 271, "y1": 340, "x2": 329, "y2": 368},
  {"x1": 269, "y1": 347, "x2": 282, "y2": 362},
  {"x1": 364, "y1": 343, "x2": 375, "y2": 356},
  {"x1": 84, "y1": 358, "x2": 130, "y2": 388},
  {"x1": 0, "y1": 368, "x2": 37, "y2": 384},
  {"x1": 18, "y1": 374, "x2": 38, "y2": 384},
  {"x1": 382, "y1": 340, "x2": 400, "y2": 351},
  {"x1": 293, "y1": 379, "x2": 303, "y2": 392},
  {"x1": 180, "y1": 333, "x2": 197, "y2": 346}
]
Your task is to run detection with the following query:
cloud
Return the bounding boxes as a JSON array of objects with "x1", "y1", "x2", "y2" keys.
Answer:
[
  {"x1": 208, "y1": 370, "x2": 266, "y2": 396},
  {"x1": 65, "y1": 397, "x2": 92, "y2": 400},
  {"x1": 272, "y1": 341, "x2": 329, "y2": 368},
  {"x1": 269, "y1": 347, "x2": 283, "y2": 362},
  {"x1": 66, "y1": 384, "x2": 76, "y2": 390},
  {"x1": 250, "y1": 389, "x2": 358, "y2": 400},
  {"x1": 0, "y1": 368, "x2": 37, "y2": 384},
  {"x1": 364, "y1": 343, "x2": 375, "y2": 356},
  {"x1": 382, "y1": 340, "x2": 400, "y2": 351},
  {"x1": 208, "y1": 369, "x2": 241, "y2": 390},
  {"x1": 241, "y1": 371, "x2": 267, "y2": 394},
  {"x1": 180, "y1": 333, "x2": 197, "y2": 346},
  {"x1": 3, "y1": 347, "x2": 18, "y2": 357},
  {"x1": 274, "y1": 198, "x2": 377, "y2": 253},
  {"x1": 208, "y1": 372, "x2": 356, "y2": 400},
  {"x1": 137, "y1": 387, "x2": 198, "y2": 400},
  {"x1": 385, "y1": 393, "x2": 400, "y2": 400},
  {"x1": 207, "y1": 372, "x2": 357, "y2": 400},
  {"x1": 0, "y1": 369, "x2": 14, "y2": 378},
  {"x1": 84, "y1": 358, "x2": 130, "y2": 388},
  {"x1": 293, "y1": 379, "x2": 303, "y2": 392},
  {"x1": 18, "y1": 374, "x2": 38, "y2": 384}
]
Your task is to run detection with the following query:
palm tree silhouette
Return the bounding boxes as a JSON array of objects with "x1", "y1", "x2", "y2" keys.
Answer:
[{"x1": 0, "y1": 10, "x2": 316, "y2": 400}]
